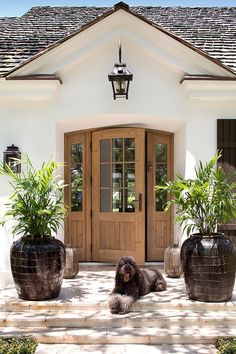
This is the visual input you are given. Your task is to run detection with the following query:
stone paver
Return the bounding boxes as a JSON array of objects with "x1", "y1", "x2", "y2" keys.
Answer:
[
  {"x1": 1, "y1": 265, "x2": 235, "y2": 311},
  {"x1": 35, "y1": 343, "x2": 218, "y2": 354}
]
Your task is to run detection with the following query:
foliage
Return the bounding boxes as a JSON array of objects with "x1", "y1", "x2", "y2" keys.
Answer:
[
  {"x1": 157, "y1": 151, "x2": 236, "y2": 236},
  {"x1": 0, "y1": 155, "x2": 67, "y2": 238},
  {"x1": 216, "y1": 337, "x2": 236, "y2": 354},
  {"x1": 0, "y1": 336, "x2": 37, "y2": 354}
]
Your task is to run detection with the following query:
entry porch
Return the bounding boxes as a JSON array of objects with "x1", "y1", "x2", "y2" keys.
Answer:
[{"x1": 0, "y1": 264, "x2": 235, "y2": 352}]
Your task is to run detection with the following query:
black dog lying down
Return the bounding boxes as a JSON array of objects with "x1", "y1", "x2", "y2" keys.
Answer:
[{"x1": 109, "y1": 256, "x2": 167, "y2": 314}]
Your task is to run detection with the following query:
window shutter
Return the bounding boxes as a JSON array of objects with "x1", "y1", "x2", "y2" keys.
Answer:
[
  {"x1": 217, "y1": 119, "x2": 236, "y2": 244},
  {"x1": 217, "y1": 119, "x2": 236, "y2": 173}
]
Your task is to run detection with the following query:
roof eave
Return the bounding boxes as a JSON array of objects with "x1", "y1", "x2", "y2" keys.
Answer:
[
  {"x1": 5, "y1": 74, "x2": 62, "y2": 84},
  {"x1": 181, "y1": 74, "x2": 236, "y2": 100},
  {"x1": 180, "y1": 75, "x2": 236, "y2": 84}
]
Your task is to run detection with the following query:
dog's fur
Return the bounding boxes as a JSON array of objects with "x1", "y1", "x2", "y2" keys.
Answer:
[{"x1": 109, "y1": 256, "x2": 167, "y2": 314}]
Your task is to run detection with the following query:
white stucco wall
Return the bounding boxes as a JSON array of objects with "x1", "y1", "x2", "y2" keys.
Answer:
[{"x1": 0, "y1": 8, "x2": 236, "y2": 287}]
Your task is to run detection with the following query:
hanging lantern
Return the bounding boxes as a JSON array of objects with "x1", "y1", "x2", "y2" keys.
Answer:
[
  {"x1": 108, "y1": 40, "x2": 133, "y2": 100},
  {"x1": 3, "y1": 144, "x2": 21, "y2": 173},
  {"x1": 63, "y1": 245, "x2": 79, "y2": 279},
  {"x1": 164, "y1": 243, "x2": 183, "y2": 278}
]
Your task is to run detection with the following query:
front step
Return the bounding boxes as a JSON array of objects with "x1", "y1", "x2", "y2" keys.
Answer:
[
  {"x1": 35, "y1": 343, "x2": 218, "y2": 354},
  {"x1": 0, "y1": 325, "x2": 235, "y2": 345},
  {"x1": 2, "y1": 295, "x2": 236, "y2": 312},
  {"x1": 1, "y1": 308, "x2": 235, "y2": 345},
  {"x1": 1, "y1": 269, "x2": 235, "y2": 346},
  {"x1": 1, "y1": 309, "x2": 236, "y2": 328}
]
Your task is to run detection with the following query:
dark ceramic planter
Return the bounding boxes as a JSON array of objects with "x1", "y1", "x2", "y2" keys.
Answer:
[
  {"x1": 10, "y1": 237, "x2": 65, "y2": 301},
  {"x1": 181, "y1": 233, "x2": 236, "y2": 302}
]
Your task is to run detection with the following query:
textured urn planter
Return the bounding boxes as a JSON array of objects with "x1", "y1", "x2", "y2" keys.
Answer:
[
  {"x1": 10, "y1": 237, "x2": 65, "y2": 301},
  {"x1": 181, "y1": 233, "x2": 236, "y2": 302},
  {"x1": 0, "y1": 156, "x2": 67, "y2": 301},
  {"x1": 157, "y1": 152, "x2": 236, "y2": 303}
]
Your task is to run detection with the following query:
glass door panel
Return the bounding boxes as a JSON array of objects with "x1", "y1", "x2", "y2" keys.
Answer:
[
  {"x1": 71, "y1": 143, "x2": 83, "y2": 212},
  {"x1": 100, "y1": 137, "x2": 135, "y2": 213},
  {"x1": 155, "y1": 143, "x2": 168, "y2": 211}
]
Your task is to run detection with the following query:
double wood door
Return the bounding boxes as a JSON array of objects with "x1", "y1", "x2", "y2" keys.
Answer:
[{"x1": 64, "y1": 128, "x2": 173, "y2": 263}]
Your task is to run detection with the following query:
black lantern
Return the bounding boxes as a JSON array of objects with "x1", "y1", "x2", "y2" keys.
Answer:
[
  {"x1": 3, "y1": 144, "x2": 21, "y2": 173},
  {"x1": 108, "y1": 40, "x2": 133, "y2": 100}
]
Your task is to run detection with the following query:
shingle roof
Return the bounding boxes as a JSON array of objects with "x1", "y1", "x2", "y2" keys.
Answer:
[{"x1": 1, "y1": 4, "x2": 236, "y2": 76}]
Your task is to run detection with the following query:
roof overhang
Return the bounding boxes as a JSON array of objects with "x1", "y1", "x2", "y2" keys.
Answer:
[
  {"x1": 0, "y1": 75, "x2": 62, "y2": 101},
  {"x1": 181, "y1": 75, "x2": 236, "y2": 100}
]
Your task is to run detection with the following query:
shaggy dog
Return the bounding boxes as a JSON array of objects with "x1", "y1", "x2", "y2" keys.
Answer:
[{"x1": 109, "y1": 256, "x2": 167, "y2": 314}]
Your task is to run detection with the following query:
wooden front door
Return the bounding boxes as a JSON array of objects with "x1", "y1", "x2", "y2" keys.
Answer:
[
  {"x1": 146, "y1": 131, "x2": 173, "y2": 261},
  {"x1": 64, "y1": 128, "x2": 173, "y2": 263},
  {"x1": 92, "y1": 128, "x2": 145, "y2": 263}
]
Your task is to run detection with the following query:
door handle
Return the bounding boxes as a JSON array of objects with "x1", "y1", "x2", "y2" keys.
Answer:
[
  {"x1": 134, "y1": 193, "x2": 142, "y2": 212},
  {"x1": 147, "y1": 161, "x2": 152, "y2": 172}
]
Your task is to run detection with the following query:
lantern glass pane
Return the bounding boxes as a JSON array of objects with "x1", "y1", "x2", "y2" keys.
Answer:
[{"x1": 114, "y1": 79, "x2": 126, "y2": 95}]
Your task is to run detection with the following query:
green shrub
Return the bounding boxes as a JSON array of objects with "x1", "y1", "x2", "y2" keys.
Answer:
[
  {"x1": 0, "y1": 337, "x2": 37, "y2": 354},
  {"x1": 216, "y1": 337, "x2": 236, "y2": 354}
]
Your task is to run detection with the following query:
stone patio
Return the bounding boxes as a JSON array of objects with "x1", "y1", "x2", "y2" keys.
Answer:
[{"x1": 0, "y1": 264, "x2": 235, "y2": 353}]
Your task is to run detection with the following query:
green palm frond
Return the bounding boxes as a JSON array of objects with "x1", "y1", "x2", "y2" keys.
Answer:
[
  {"x1": 0, "y1": 154, "x2": 67, "y2": 238},
  {"x1": 156, "y1": 151, "x2": 236, "y2": 236}
]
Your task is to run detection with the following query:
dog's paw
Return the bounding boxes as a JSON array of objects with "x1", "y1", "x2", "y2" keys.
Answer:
[
  {"x1": 119, "y1": 309, "x2": 129, "y2": 315},
  {"x1": 119, "y1": 295, "x2": 135, "y2": 314},
  {"x1": 110, "y1": 308, "x2": 120, "y2": 314},
  {"x1": 108, "y1": 294, "x2": 122, "y2": 314}
]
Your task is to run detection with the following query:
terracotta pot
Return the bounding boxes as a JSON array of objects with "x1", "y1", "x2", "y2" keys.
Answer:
[
  {"x1": 181, "y1": 233, "x2": 236, "y2": 302},
  {"x1": 10, "y1": 237, "x2": 65, "y2": 300}
]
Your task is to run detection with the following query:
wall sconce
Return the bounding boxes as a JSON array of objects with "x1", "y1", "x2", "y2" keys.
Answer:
[
  {"x1": 3, "y1": 144, "x2": 21, "y2": 173},
  {"x1": 108, "y1": 40, "x2": 133, "y2": 100}
]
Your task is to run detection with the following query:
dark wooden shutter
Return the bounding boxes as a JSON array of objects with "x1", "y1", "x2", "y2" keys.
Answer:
[
  {"x1": 217, "y1": 119, "x2": 236, "y2": 245},
  {"x1": 217, "y1": 119, "x2": 236, "y2": 173}
]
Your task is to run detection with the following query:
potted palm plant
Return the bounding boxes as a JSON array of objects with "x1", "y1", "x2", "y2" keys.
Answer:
[
  {"x1": 158, "y1": 152, "x2": 236, "y2": 302},
  {"x1": 0, "y1": 155, "x2": 67, "y2": 301}
]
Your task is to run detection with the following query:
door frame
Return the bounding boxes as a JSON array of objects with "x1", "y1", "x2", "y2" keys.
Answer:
[{"x1": 64, "y1": 127, "x2": 174, "y2": 262}]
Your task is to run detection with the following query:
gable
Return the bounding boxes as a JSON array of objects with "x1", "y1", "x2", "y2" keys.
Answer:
[
  {"x1": 4, "y1": 5, "x2": 236, "y2": 80},
  {"x1": 1, "y1": 3, "x2": 236, "y2": 77}
]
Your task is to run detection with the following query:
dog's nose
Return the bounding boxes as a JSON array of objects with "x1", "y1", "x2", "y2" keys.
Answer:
[{"x1": 124, "y1": 265, "x2": 131, "y2": 273}]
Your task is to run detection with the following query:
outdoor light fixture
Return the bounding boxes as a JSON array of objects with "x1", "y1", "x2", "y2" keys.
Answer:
[
  {"x1": 108, "y1": 40, "x2": 133, "y2": 100},
  {"x1": 3, "y1": 144, "x2": 21, "y2": 173}
]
